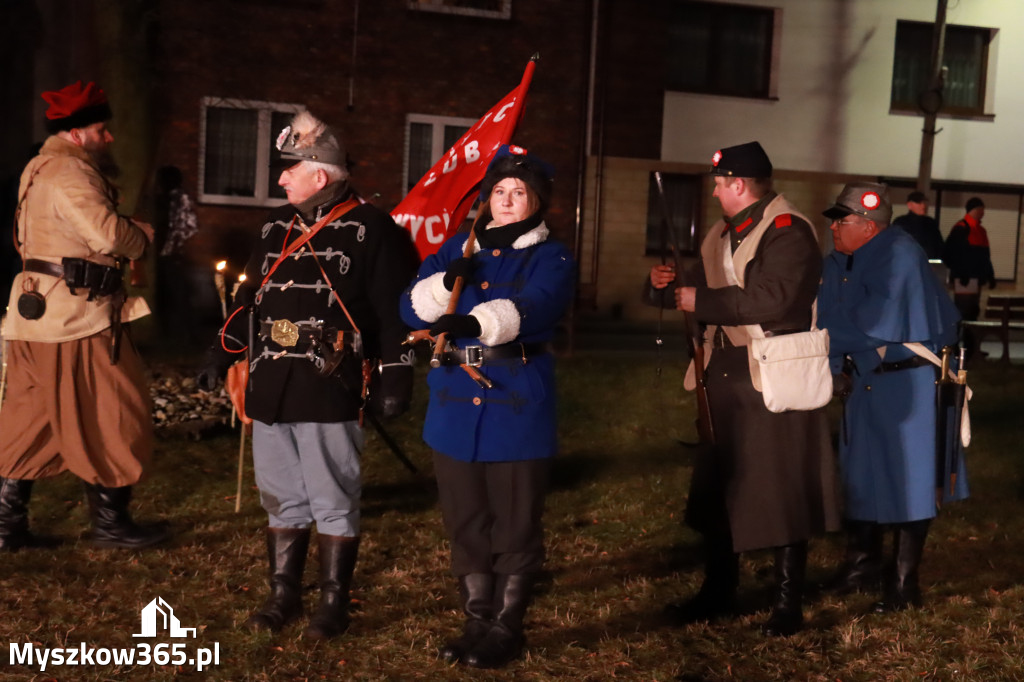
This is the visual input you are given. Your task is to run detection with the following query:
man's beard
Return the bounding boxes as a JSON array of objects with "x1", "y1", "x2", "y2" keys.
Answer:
[{"x1": 85, "y1": 144, "x2": 120, "y2": 179}]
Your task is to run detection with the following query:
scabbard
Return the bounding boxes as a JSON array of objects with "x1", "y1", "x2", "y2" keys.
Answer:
[
  {"x1": 934, "y1": 380, "x2": 951, "y2": 490},
  {"x1": 948, "y1": 382, "x2": 967, "y2": 494},
  {"x1": 109, "y1": 290, "x2": 126, "y2": 365}
]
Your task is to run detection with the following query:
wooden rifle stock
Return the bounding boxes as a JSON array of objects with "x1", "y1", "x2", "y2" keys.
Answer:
[{"x1": 653, "y1": 172, "x2": 715, "y2": 445}]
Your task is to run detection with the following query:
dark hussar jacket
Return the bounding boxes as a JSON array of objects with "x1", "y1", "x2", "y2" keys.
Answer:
[{"x1": 212, "y1": 190, "x2": 416, "y2": 424}]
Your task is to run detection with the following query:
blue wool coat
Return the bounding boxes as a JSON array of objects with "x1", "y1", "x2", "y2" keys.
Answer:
[
  {"x1": 400, "y1": 224, "x2": 575, "y2": 462},
  {"x1": 818, "y1": 227, "x2": 968, "y2": 523}
]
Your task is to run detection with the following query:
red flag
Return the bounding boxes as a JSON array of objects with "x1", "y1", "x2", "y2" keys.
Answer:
[{"x1": 392, "y1": 57, "x2": 537, "y2": 260}]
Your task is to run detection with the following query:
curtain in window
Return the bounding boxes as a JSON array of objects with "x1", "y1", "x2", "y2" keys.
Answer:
[{"x1": 204, "y1": 107, "x2": 258, "y2": 197}]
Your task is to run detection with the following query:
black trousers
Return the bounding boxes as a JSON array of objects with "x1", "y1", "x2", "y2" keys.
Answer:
[{"x1": 433, "y1": 452, "x2": 550, "y2": 576}]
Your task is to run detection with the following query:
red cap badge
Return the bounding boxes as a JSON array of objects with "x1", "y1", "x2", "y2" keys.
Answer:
[
  {"x1": 860, "y1": 191, "x2": 881, "y2": 210},
  {"x1": 711, "y1": 150, "x2": 723, "y2": 167}
]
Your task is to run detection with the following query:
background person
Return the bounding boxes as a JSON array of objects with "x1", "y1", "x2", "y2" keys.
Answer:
[
  {"x1": 817, "y1": 182, "x2": 967, "y2": 612},
  {"x1": 400, "y1": 145, "x2": 575, "y2": 669},
  {"x1": 197, "y1": 110, "x2": 416, "y2": 639},
  {"x1": 891, "y1": 190, "x2": 943, "y2": 260},
  {"x1": 0, "y1": 81, "x2": 169, "y2": 551},
  {"x1": 647, "y1": 141, "x2": 839, "y2": 637},
  {"x1": 942, "y1": 197, "x2": 995, "y2": 357}
]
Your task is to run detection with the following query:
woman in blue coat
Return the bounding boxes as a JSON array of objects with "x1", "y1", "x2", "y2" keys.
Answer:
[
  {"x1": 817, "y1": 182, "x2": 968, "y2": 613},
  {"x1": 400, "y1": 145, "x2": 574, "y2": 669}
]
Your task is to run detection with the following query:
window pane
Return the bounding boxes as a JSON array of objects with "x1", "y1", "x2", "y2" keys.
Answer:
[
  {"x1": 944, "y1": 27, "x2": 986, "y2": 110},
  {"x1": 668, "y1": 2, "x2": 772, "y2": 99},
  {"x1": 204, "y1": 107, "x2": 258, "y2": 197},
  {"x1": 267, "y1": 110, "x2": 294, "y2": 200},
  {"x1": 646, "y1": 173, "x2": 700, "y2": 256},
  {"x1": 443, "y1": 124, "x2": 470, "y2": 151},
  {"x1": 407, "y1": 122, "x2": 433, "y2": 192},
  {"x1": 891, "y1": 21, "x2": 988, "y2": 114}
]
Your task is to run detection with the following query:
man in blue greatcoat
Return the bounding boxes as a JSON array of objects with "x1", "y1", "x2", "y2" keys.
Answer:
[{"x1": 818, "y1": 182, "x2": 968, "y2": 612}]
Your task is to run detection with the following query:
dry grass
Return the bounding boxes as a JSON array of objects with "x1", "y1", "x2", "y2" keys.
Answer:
[{"x1": 2, "y1": 349, "x2": 1023, "y2": 681}]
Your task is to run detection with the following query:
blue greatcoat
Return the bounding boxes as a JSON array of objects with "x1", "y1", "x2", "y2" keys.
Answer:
[
  {"x1": 818, "y1": 227, "x2": 968, "y2": 523},
  {"x1": 400, "y1": 223, "x2": 575, "y2": 462}
]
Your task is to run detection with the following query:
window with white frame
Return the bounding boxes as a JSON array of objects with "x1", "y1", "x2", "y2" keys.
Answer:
[
  {"x1": 408, "y1": 0, "x2": 511, "y2": 20},
  {"x1": 198, "y1": 98, "x2": 305, "y2": 206},
  {"x1": 403, "y1": 113, "x2": 477, "y2": 194}
]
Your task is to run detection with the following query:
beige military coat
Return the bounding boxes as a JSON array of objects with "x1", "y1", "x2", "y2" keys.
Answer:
[{"x1": 2, "y1": 135, "x2": 150, "y2": 343}]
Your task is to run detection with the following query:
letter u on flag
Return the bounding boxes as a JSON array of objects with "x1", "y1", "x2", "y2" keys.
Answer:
[{"x1": 391, "y1": 56, "x2": 537, "y2": 260}]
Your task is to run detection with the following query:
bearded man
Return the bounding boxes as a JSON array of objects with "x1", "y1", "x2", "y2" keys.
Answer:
[{"x1": 0, "y1": 81, "x2": 170, "y2": 552}]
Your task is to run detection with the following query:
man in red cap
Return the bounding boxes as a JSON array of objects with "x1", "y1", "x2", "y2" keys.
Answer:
[{"x1": 0, "y1": 81, "x2": 170, "y2": 552}]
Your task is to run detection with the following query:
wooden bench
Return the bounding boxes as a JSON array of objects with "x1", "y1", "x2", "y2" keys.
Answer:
[{"x1": 962, "y1": 294, "x2": 1024, "y2": 362}]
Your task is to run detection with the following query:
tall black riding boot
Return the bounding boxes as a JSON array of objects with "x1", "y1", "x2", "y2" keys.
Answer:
[
  {"x1": 664, "y1": 534, "x2": 739, "y2": 625},
  {"x1": 439, "y1": 573, "x2": 495, "y2": 663},
  {"x1": 826, "y1": 520, "x2": 883, "y2": 594},
  {"x1": 246, "y1": 527, "x2": 311, "y2": 632},
  {"x1": 874, "y1": 519, "x2": 930, "y2": 613},
  {"x1": 0, "y1": 477, "x2": 34, "y2": 552},
  {"x1": 761, "y1": 541, "x2": 807, "y2": 637},
  {"x1": 305, "y1": 534, "x2": 360, "y2": 640},
  {"x1": 83, "y1": 483, "x2": 172, "y2": 549},
  {"x1": 463, "y1": 574, "x2": 532, "y2": 669}
]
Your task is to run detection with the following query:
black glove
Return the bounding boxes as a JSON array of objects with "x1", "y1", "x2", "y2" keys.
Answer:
[
  {"x1": 369, "y1": 365, "x2": 413, "y2": 419},
  {"x1": 430, "y1": 314, "x2": 482, "y2": 340},
  {"x1": 959, "y1": 276, "x2": 970, "y2": 286},
  {"x1": 442, "y1": 257, "x2": 476, "y2": 291},
  {"x1": 195, "y1": 346, "x2": 232, "y2": 390}
]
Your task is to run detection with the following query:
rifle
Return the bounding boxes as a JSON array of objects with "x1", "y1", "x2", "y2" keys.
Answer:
[{"x1": 653, "y1": 172, "x2": 715, "y2": 445}]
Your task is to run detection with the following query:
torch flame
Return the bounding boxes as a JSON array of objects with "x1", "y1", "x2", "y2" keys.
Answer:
[{"x1": 216, "y1": 260, "x2": 227, "y2": 272}]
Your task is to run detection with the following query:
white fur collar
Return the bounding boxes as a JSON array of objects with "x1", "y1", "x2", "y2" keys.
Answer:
[{"x1": 472, "y1": 220, "x2": 550, "y2": 252}]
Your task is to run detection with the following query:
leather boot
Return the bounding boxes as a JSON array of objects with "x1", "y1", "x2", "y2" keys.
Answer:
[
  {"x1": 0, "y1": 478, "x2": 33, "y2": 552},
  {"x1": 305, "y1": 535, "x2": 360, "y2": 640},
  {"x1": 247, "y1": 527, "x2": 311, "y2": 632},
  {"x1": 463, "y1": 574, "x2": 531, "y2": 669},
  {"x1": 761, "y1": 541, "x2": 807, "y2": 637},
  {"x1": 664, "y1": 535, "x2": 739, "y2": 625},
  {"x1": 83, "y1": 483, "x2": 171, "y2": 549},
  {"x1": 826, "y1": 520, "x2": 883, "y2": 594},
  {"x1": 439, "y1": 573, "x2": 494, "y2": 663},
  {"x1": 874, "y1": 519, "x2": 930, "y2": 613}
]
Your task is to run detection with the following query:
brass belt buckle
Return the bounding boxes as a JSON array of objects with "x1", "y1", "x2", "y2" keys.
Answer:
[{"x1": 271, "y1": 319, "x2": 299, "y2": 347}]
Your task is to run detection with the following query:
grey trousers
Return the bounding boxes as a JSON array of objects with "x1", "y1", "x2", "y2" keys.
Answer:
[{"x1": 252, "y1": 420, "x2": 363, "y2": 536}]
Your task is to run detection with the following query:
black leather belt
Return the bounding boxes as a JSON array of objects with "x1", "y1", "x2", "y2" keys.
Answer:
[
  {"x1": 873, "y1": 356, "x2": 933, "y2": 374},
  {"x1": 438, "y1": 342, "x2": 552, "y2": 367},
  {"x1": 23, "y1": 259, "x2": 64, "y2": 278}
]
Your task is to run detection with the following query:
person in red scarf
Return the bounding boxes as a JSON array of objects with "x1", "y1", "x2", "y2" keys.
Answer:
[{"x1": 942, "y1": 197, "x2": 995, "y2": 355}]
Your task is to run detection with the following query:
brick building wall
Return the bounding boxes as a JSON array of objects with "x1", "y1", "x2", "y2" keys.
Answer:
[{"x1": 150, "y1": 0, "x2": 591, "y2": 271}]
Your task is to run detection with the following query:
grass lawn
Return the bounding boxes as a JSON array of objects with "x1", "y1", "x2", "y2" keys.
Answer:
[{"x1": 1, "y1": 349, "x2": 1023, "y2": 681}]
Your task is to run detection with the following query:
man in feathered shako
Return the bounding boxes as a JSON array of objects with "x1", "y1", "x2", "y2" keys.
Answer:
[{"x1": 197, "y1": 111, "x2": 416, "y2": 639}]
